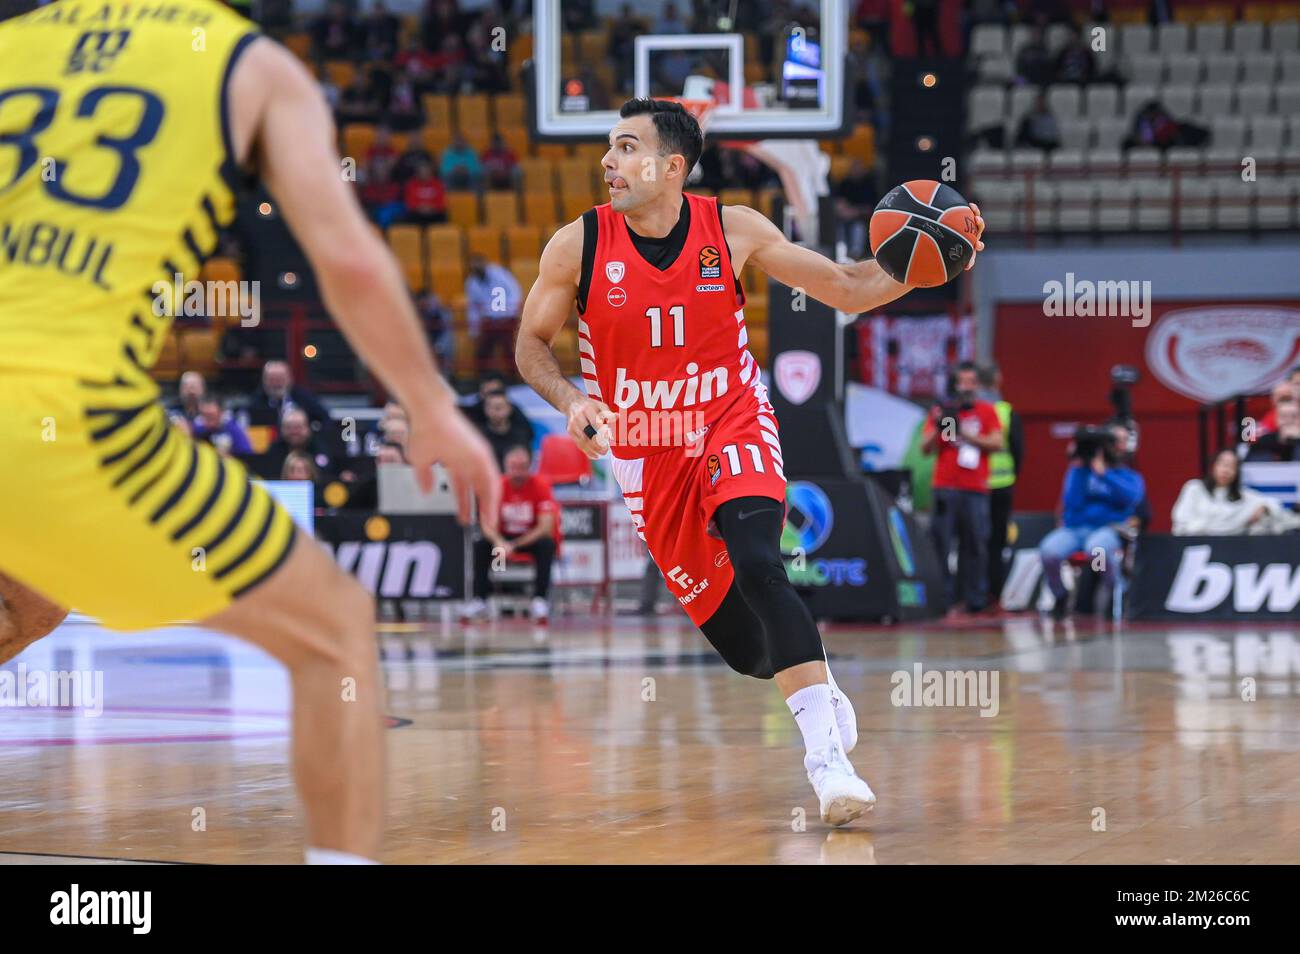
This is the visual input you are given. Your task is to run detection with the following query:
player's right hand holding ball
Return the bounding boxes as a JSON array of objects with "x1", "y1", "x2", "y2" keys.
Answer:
[{"x1": 567, "y1": 396, "x2": 617, "y2": 459}]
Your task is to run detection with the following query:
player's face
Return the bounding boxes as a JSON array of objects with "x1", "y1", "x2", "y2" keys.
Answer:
[{"x1": 603, "y1": 115, "x2": 668, "y2": 212}]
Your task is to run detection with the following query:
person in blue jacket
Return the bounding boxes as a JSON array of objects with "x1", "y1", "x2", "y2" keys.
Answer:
[{"x1": 1040, "y1": 428, "x2": 1146, "y2": 620}]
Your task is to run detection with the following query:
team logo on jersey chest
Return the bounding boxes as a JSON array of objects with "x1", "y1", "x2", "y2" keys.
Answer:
[
  {"x1": 699, "y1": 245, "x2": 722, "y2": 279},
  {"x1": 605, "y1": 261, "x2": 625, "y2": 283}
]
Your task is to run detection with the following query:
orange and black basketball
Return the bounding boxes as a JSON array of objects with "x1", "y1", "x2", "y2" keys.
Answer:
[{"x1": 869, "y1": 180, "x2": 978, "y2": 287}]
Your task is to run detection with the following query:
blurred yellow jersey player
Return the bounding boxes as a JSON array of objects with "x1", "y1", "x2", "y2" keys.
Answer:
[{"x1": 0, "y1": 1, "x2": 289, "y2": 627}]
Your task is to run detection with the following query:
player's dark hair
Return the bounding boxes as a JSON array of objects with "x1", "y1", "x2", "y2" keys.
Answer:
[{"x1": 618, "y1": 98, "x2": 704, "y2": 174}]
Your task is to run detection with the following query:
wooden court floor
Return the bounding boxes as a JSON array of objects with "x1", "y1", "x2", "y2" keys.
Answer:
[{"x1": 0, "y1": 613, "x2": 1296, "y2": 864}]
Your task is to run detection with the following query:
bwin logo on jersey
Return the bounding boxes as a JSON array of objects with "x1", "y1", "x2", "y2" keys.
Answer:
[{"x1": 613, "y1": 362, "x2": 728, "y2": 409}]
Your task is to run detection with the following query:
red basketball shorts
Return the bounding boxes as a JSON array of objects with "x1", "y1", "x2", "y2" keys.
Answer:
[{"x1": 610, "y1": 390, "x2": 787, "y2": 626}]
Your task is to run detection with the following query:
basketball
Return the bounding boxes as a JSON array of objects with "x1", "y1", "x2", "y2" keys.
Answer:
[{"x1": 869, "y1": 180, "x2": 979, "y2": 287}]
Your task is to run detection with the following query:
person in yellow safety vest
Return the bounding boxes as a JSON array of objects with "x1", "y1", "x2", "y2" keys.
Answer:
[{"x1": 979, "y1": 363, "x2": 1022, "y2": 610}]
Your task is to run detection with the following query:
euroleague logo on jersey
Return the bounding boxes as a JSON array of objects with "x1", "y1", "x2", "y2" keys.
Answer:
[
  {"x1": 698, "y1": 245, "x2": 722, "y2": 279},
  {"x1": 706, "y1": 454, "x2": 721, "y2": 487}
]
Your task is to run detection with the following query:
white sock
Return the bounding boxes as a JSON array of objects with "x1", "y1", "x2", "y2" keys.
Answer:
[
  {"x1": 305, "y1": 847, "x2": 380, "y2": 865},
  {"x1": 824, "y1": 659, "x2": 842, "y2": 703},
  {"x1": 786, "y1": 683, "x2": 839, "y2": 755}
]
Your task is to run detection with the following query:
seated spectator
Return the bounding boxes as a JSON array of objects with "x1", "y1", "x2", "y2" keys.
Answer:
[
  {"x1": 464, "y1": 372, "x2": 533, "y2": 434},
  {"x1": 440, "y1": 133, "x2": 482, "y2": 189},
  {"x1": 247, "y1": 360, "x2": 333, "y2": 434},
  {"x1": 402, "y1": 161, "x2": 446, "y2": 224},
  {"x1": 311, "y1": 1, "x2": 360, "y2": 62},
  {"x1": 394, "y1": 36, "x2": 437, "y2": 88},
  {"x1": 416, "y1": 290, "x2": 456, "y2": 374},
  {"x1": 336, "y1": 74, "x2": 378, "y2": 125},
  {"x1": 1256, "y1": 376, "x2": 1296, "y2": 435},
  {"x1": 463, "y1": 445, "x2": 558, "y2": 623},
  {"x1": 1173, "y1": 449, "x2": 1300, "y2": 535},
  {"x1": 430, "y1": 34, "x2": 469, "y2": 93},
  {"x1": 1039, "y1": 430, "x2": 1146, "y2": 620},
  {"x1": 385, "y1": 73, "x2": 423, "y2": 131},
  {"x1": 1053, "y1": 24, "x2": 1095, "y2": 84},
  {"x1": 1124, "y1": 100, "x2": 1209, "y2": 151},
  {"x1": 481, "y1": 133, "x2": 519, "y2": 190},
  {"x1": 1014, "y1": 25, "x2": 1054, "y2": 86},
  {"x1": 282, "y1": 450, "x2": 321, "y2": 484},
  {"x1": 365, "y1": 1, "x2": 401, "y2": 62},
  {"x1": 607, "y1": 3, "x2": 646, "y2": 91},
  {"x1": 267, "y1": 408, "x2": 338, "y2": 480},
  {"x1": 1015, "y1": 94, "x2": 1061, "y2": 151},
  {"x1": 832, "y1": 159, "x2": 878, "y2": 259},
  {"x1": 171, "y1": 370, "x2": 206, "y2": 424},
  {"x1": 477, "y1": 391, "x2": 534, "y2": 468},
  {"x1": 1246, "y1": 399, "x2": 1300, "y2": 462},
  {"x1": 360, "y1": 146, "x2": 404, "y2": 227},
  {"x1": 466, "y1": 253, "x2": 522, "y2": 377},
  {"x1": 192, "y1": 395, "x2": 253, "y2": 457}
]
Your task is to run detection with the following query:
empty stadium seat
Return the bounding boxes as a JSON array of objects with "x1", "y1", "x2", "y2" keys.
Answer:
[
  {"x1": 1195, "y1": 83, "x2": 1235, "y2": 117},
  {"x1": 1162, "y1": 84, "x2": 1196, "y2": 118},
  {"x1": 1126, "y1": 147, "x2": 1163, "y2": 176},
  {"x1": 1135, "y1": 179, "x2": 1174, "y2": 229},
  {"x1": 1231, "y1": 21, "x2": 1266, "y2": 53},
  {"x1": 1256, "y1": 179, "x2": 1296, "y2": 228},
  {"x1": 426, "y1": 225, "x2": 463, "y2": 267},
  {"x1": 1047, "y1": 84, "x2": 1081, "y2": 118},
  {"x1": 1158, "y1": 22, "x2": 1190, "y2": 53},
  {"x1": 1210, "y1": 115, "x2": 1248, "y2": 149},
  {"x1": 505, "y1": 225, "x2": 542, "y2": 262},
  {"x1": 1121, "y1": 84, "x2": 1159, "y2": 121},
  {"x1": 1175, "y1": 175, "x2": 1215, "y2": 230},
  {"x1": 1092, "y1": 116, "x2": 1129, "y2": 150},
  {"x1": 1270, "y1": 20, "x2": 1300, "y2": 51},
  {"x1": 1193, "y1": 22, "x2": 1228, "y2": 52},
  {"x1": 1127, "y1": 55, "x2": 1165, "y2": 85},
  {"x1": 1084, "y1": 85, "x2": 1119, "y2": 118},
  {"x1": 446, "y1": 192, "x2": 479, "y2": 228},
  {"x1": 1203, "y1": 52, "x2": 1241, "y2": 84},
  {"x1": 970, "y1": 149, "x2": 1007, "y2": 177},
  {"x1": 1095, "y1": 178, "x2": 1137, "y2": 230},
  {"x1": 1120, "y1": 23, "x2": 1153, "y2": 54},
  {"x1": 1057, "y1": 180, "x2": 1097, "y2": 231},
  {"x1": 1214, "y1": 178, "x2": 1253, "y2": 229},
  {"x1": 1164, "y1": 52, "x2": 1201, "y2": 84},
  {"x1": 970, "y1": 24, "x2": 1006, "y2": 57},
  {"x1": 483, "y1": 191, "x2": 520, "y2": 228},
  {"x1": 1236, "y1": 83, "x2": 1275, "y2": 115},
  {"x1": 466, "y1": 226, "x2": 503, "y2": 262},
  {"x1": 1242, "y1": 53, "x2": 1279, "y2": 83}
]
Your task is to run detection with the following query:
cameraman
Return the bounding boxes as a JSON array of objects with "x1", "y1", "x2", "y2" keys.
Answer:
[
  {"x1": 1039, "y1": 426, "x2": 1146, "y2": 621},
  {"x1": 922, "y1": 361, "x2": 1004, "y2": 617}
]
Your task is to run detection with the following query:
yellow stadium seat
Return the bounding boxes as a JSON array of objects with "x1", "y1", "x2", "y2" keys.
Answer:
[
  {"x1": 494, "y1": 93, "x2": 525, "y2": 129},
  {"x1": 422, "y1": 93, "x2": 452, "y2": 129},
  {"x1": 569, "y1": 145, "x2": 605, "y2": 172},
  {"x1": 842, "y1": 124, "x2": 875, "y2": 164},
  {"x1": 579, "y1": 29, "x2": 607, "y2": 61},
  {"x1": 507, "y1": 32, "x2": 534, "y2": 71},
  {"x1": 453, "y1": 328, "x2": 476, "y2": 378},
  {"x1": 421, "y1": 125, "x2": 452, "y2": 158},
  {"x1": 426, "y1": 225, "x2": 464, "y2": 268},
  {"x1": 757, "y1": 188, "x2": 781, "y2": 221},
  {"x1": 520, "y1": 158, "x2": 555, "y2": 193},
  {"x1": 388, "y1": 224, "x2": 424, "y2": 289},
  {"x1": 283, "y1": 33, "x2": 311, "y2": 60},
  {"x1": 510, "y1": 258, "x2": 540, "y2": 293},
  {"x1": 341, "y1": 124, "x2": 377, "y2": 164},
  {"x1": 200, "y1": 257, "x2": 241, "y2": 285},
  {"x1": 524, "y1": 192, "x2": 559, "y2": 226},
  {"x1": 430, "y1": 263, "x2": 466, "y2": 302},
  {"x1": 535, "y1": 142, "x2": 570, "y2": 161},
  {"x1": 446, "y1": 191, "x2": 479, "y2": 228},
  {"x1": 178, "y1": 327, "x2": 219, "y2": 374},
  {"x1": 462, "y1": 127, "x2": 492, "y2": 154},
  {"x1": 829, "y1": 155, "x2": 854, "y2": 184},
  {"x1": 501, "y1": 127, "x2": 531, "y2": 160},
  {"x1": 505, "y1": 225, "x2": 542, "y2": 261},
  {"x1": 561, "y1": 192, "x2": 591, "y2": 220},
  {"x1": 466, "y1": 226, "x2": 503, "y2": 262},
  {"x1": 457, "y1": 93, "x2": 491, "y2": 131},
  {"x1": 718, "y1": 188, "x2": 755, "y2": 208},
  {"x1": 483, "y1": 191, "x2": 519, "y2": 228},
  {"x1": 324, "y1": 61, "x2": 355, "y2": 89},
  {"x1": 389, "y1": 131, "x2": 410, "y2": 154}
]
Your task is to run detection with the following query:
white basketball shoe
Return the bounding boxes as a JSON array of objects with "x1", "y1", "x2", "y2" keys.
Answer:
[{"x1": 805, "y1": 728, "x2": 876, "y2": 827}]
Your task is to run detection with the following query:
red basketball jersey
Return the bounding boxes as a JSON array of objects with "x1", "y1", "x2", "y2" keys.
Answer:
[{"x1": 579, "y1": 193, "x2": 764, "y2": 459}]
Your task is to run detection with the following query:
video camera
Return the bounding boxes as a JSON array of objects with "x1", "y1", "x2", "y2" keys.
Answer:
[{"x1": 1071, "y1": 424, "x2": 1118, "y2": 464}]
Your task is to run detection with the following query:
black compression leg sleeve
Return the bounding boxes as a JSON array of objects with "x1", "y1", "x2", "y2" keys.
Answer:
[
  {"x1": 705, "y1": 496, "x2": 827, "y2": 675},
  {"x1": 698, "y1": 580, "x2": 774, "y2": 679}
]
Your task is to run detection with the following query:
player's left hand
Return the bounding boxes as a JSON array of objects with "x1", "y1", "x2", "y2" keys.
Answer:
[{"x1": 964, "y1": 202, "x2": 986, "y2": 271}]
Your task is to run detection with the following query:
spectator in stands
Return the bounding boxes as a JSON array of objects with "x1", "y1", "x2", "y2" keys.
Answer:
[
  {"x1": 463, "y1": 18, "x2": 509, "y2": 93},
  {"x1": 1015, "y1": 93, "x2": 1061, "y2": 151},
  {"x1": 909, "y1": 0, "x2": 943, "y2": 56},
  {"x1": 1173, "y1": 449, "x2": 1300, "y2": 535},
  {"x1": 385, "y1": 72, "x2": 423, "y2": 132},
  {"x1": 336, "y1": 73, "x2": 379, "y2": 125},
  {"x1": 1039, "y1": 429, "x2": 1146, "y2": 621},
  {"x1": 465, "y1": 372, "x2": 535, "y2": 435},
  {"x1": 466, "y1": 253, "x2": 522, "y2": 377},
  {"x1": 267, "y1": 407, "x2": 338, "y2": 481},
  {"x1": 922, "y1": 362, "x2": 1004, "y2": 618},
  {"x1": 463, "y1": 444, "x2": 558, "y2": 623},
  {"x1": 608, "y1": 4, "x2": 646, "y2": 92},
  {"x1": 247, "y1": 360, "x2": 332, "y2": 434},
  {"x1": 394, "y1": 36, "x2": 437, "y2": 89},
  {"x1": 416, "y1": 290, "x2": 456, "y2": 374},
  {"x1": 430, "y1": 35, "x2": 470, "y2": 93},
  {"x1": 192, "y1": 395, "x2": 253, "y2": 458},
  {"x1": 832, "y1": 159, "x2": 878, "y2": 258},
  {"x1": 281, "y1": 450, "x2": 322, "y2": 486},
  {"x1": 654, "y1": 1, "x2": 689, "y2": 35},
  {"x1": 440, "y1": 133, "x2": 482, "y2": 189},
  {"x1": 1124, "y1": 99, "x2": 1209, "y2": 151},
  {"x1": 311, "y1": 1, "x2": 361, "y2": 62},
  {"x1": 403, "y1": 160, "x2": 447, "y2": 223},
  {"x1": 172, "y1": 370, "x2": 206, "y2": 424},
  {"x1": 1246, "y1": 399, "x2": 1300, "y2": 463},
  {"x1": 1014, "y1": 25, "x2": 1054, "y2": 86},
  {"x1": 1256, "y1": 377, "x2": 1295, "y2": 435},
  {"x1": 1053, "y1": 24, "x2": 1096, "y2": 85},
  {"x1": 482, "y1": 133, "x2": 519, "y2": 190},
  {"x1": 421, "y1": 0, "x2": 468, "y2": 56},
  {"x1": 364, "y1": 1, "x2": 401, "y2": 62},
  {"x1": 477, "y1": 391, "x2": 534, "y2": 469},
  {"x1": 360, "y1": 143, "x2": 404, "y2": 227}
]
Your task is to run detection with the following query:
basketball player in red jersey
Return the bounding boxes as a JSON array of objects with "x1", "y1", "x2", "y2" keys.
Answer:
[{"x1": 516, "y1": 100, "x2": 984, "y2": 825}]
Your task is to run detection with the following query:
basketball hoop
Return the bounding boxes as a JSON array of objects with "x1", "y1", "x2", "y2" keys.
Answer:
[{"x1": 665, "y1": 97, "x2": 716, "y2": 134}]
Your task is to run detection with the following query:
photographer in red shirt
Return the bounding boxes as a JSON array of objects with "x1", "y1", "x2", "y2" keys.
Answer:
[
  {"x1": 464, "y1": 444, "x2": 557, "y2": 622},
  {"x1": 921, "y1": 362, "x2": 1003, "y2": 617}
]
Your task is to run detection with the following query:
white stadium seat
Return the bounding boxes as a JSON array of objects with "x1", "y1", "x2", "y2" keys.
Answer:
[
  {"x1": 1241, "y1": 54, "x2": 1278, "y2": 85},
  {"x1": 1007, "y1": 86, "x2": 1038, "y2": 126},
  {"x1": 1119, "y1": 24, "x2": 1153, "y2": 56},
  {"x1": 967, "y1": 85, "x2": 1006, "y2": 132},
  {"x1": 1203, "y1": 53, "x2": 1241, "y2": 85},
  {"x1": 1210, "y1": 115, "x2": 1248, "y2": 150},
  {"x1": 1084, "y1": 85, "x2": 1119, "y2": 118},
  {"x1": 1058, "y1": 120, "x2": 1091, "y2": 151},
  {"x1": 1281, "y1": 53, "x2": 1300, "y2": 83},
  {"x1": 1046, "y1": 84, "x2": 1081, "y2": 118},
  {"x1": 1095, "y1": 178, "x2": 1137, "y2": 231},
  {"x1": 1126, "y1": 147, "x2": 1163, "y2": 176},
  {"x1": 1175, "y1": 176, "x2": 1214, "y2": 230},
  {"x1": 1009, "y1": 148, "x2": 1046, "y2": 173},
  {"x1": 1276, "y1": 84, "x2": 1300, "y2": 116},
  {"x1": 1195, "y1": 83, "x2": 1234, "y2": 119},
  {"x1": 1270, "y1": 22, "x2": 1299, "y2": 53},
  {"x1": 970, "y1": 24, "x2": 1006, "y2": 58},
  {"x1": 1121, "y1": 83, "x2": 1159, "y2": 122},
  {"x1": 1230, "y1": 21, "x2": 1265, "y2": 55},
  {"x1": 1214, "y1": 178, "x2": 1253, "y2": 229},
  {"x1": 1048, "y1": 148, "x2": 1087, "y2": 174},
  {"x1": 1163, "y1": 53, "x2": 1201, "y2": 85},
  {"x1": 1135, "y1": 178, "x2": 1174, "y2": 230},
  {"x1": 1161, "y1": 84, "x2": 1195, "y2": 118},
  {"x1": 969, "y1": 149, "x2": 1007, "y2": 177},
  {"x1": 1157, "y1": 23, "x2": 1189, "y2": 54},
  {"x1": 1165, "y1": 146, "x2": 1202, "y2": 173},
  {"x1": 1249, "y1": 115, "x2": 1286, "y2": 151},
  {"x1": 1086, "y1": 146, "x2": 1123, "y2": 174},
  {"x1": 1126, "y1": 55, "x2": 1165, "y2": 85},
  {"x1": 1193, "y1": 22, "x2": 1227, "y2": 54},
  {"x1": 1235, "y1": 84, "x2": 1274, "y2": 116},
  {"x1": 1255, "y1": 180, "x2": 1295, "y2": 229},
  {"x1": 978, "y1": 54, "x2": 1015, "y2": 84},
  {"x1": 1057, "y1": 180, "x2": 1096, "y2": 231},
  {"x1": 1025, "y1": 180, "x2": 1058, "y2": 232}
]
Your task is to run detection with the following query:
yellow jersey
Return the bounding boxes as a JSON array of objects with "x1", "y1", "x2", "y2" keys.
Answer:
[{"x1": 0, "y1": 0, "x2": 256, "y2": 390}]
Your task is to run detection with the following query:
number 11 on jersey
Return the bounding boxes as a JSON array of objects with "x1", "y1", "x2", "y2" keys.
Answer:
[{"x1": 645, "y1": 305, "x2": 684, "y2": 347}]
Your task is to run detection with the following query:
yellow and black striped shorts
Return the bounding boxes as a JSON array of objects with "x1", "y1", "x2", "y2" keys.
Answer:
[{"x1": 0, "y1": 375, "x2": 296, "y2": 630}]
